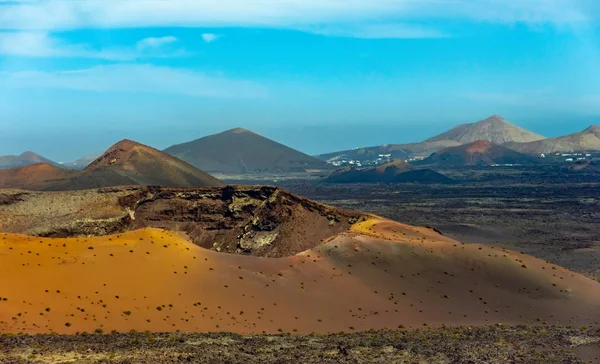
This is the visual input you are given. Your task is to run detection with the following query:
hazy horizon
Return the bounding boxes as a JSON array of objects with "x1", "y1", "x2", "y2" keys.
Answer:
[{"x1": 1, "y1": 1, "x2": 599, "y2": 161}]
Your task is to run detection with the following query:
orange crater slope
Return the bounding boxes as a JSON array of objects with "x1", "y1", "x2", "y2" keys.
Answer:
[{"x1": 1, "y1": 218, "x2": 599, "y2": 334}]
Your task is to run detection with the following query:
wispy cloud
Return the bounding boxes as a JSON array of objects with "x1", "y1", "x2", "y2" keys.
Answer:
[
  {"x1": 0, "y1": 0, "x2": 596, "y2": 34},
  {"x1": 201, "y1": 33, "x2": 219, "y2": 43},
  {"x1": 136, "y1": 36, "x2": 178, "y2": 51},
  {"x1": 0, "y1": 31, "x2": 132, "y2": 59},
  {"x1": 0, "y1": 64, "x2": 267, "y2": 98},
  {"x1": 0, "y1": 32, "x2": 184, "y2": 59}
]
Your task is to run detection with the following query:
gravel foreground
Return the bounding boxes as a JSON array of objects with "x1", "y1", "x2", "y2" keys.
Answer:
[{"x1": 0, "y1": 326, "x2": 599, "y2": 363}]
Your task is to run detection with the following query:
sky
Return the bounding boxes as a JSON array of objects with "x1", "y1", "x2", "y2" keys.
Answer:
[{"x1": 0, "y1": 0, "x2": 599, "y2": 162}]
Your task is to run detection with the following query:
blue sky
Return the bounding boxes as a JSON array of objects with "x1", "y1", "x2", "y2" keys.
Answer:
[{"x1": 0, "y1": 0, "x2": 599, "y2": 161}]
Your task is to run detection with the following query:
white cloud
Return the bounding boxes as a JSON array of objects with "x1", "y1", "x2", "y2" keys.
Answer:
[
  {"x1": 201, "y1": 33, "x2": 219, "y2": 43},
  {"x1": 136, "y1": 36, "x2": 178, "y2": 51},
  {"x1": 0, "y1": 64, "x2": 267, "y2": 98},
  {"x1": 0, "y1": 32, "x2": 185, "y2": 59},
  {"x1": 0, "y1": 31, "x2": 133, "y2": 59},
  {"x1": 0, "y1": 0, "x2": 596, "y2": 33}
]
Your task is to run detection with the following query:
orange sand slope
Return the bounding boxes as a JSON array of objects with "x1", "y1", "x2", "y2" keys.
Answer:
[{"x1": 1, "y1": 218, "x2": 599, "y2": 334}]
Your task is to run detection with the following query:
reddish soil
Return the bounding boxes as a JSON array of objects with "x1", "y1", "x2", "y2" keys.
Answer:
[
  {"x1": 0, "y1": 163, "x2": 79, "y2": 189},
  {"x1": 0, "y1": 218, "x2": 598, "y2": 335}
]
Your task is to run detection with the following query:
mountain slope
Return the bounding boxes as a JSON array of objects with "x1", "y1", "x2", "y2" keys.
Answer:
[
  {"x1": 85, "y1": 139, "x2": 223, "y2": 187},
  {"x1": 164, "y1": 128, "x2": 332, "y2": 174},
  {"x1": 316, "y1": 140, "x2": 461, "y2": 163},
  {"x1": 0, "y1": 151, "x2": 57, "y2": 170},
  {"x1": 0, "y1": 140, "x2": 223, "y2": 190},
  {"x1": 325, "y1": 160, "x2": 453, "y2": 184},
  {"x1": 504, "y1": 125, "x2": 600, "y2": 154},
  {"x1": 1, "y1": 217, "x2": 599, "y2": 334},
  {"x1": 0, "y1": 163, "x2": 80, "y2": 189},
  {"x1": 416, "y1": 140, "x2": 539, "y2": 166},
  {"x1": 425, "y1": 115, "x2": 545, "y2": 144}
]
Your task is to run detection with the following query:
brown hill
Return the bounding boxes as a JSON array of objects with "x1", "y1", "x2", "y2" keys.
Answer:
[
  {"x1": 0, "y1": 151, "x2": 57, "y2": 170},
  {"x1": 0, "y1": 140, "x2": 223, "y2": 191},
  {"x1": 84, "y1": 139, "x2": 223, "y2": 187},
  {"x1": 0, "y1": 217, "x2": 599, "y2": 335},
  {"x1": 164, "y1": 128, "x2": 332, "y2": 174},
  {"x1": 325, "y1": 160, "x2": 453, "y2": 184},
  {"x1": 504, "y1": 125, "x2": 600, "y2": 154},
  {"x1": 0, "y1": 163, "x2": 80, "y2": 189},
  {"x1": 416, "y1": 140, "x2": 539, "y2": 167},
  {"x1": 316, "y1": 140, "x2": 460, "y2": 164},
  {"x1": 425, "y1": 115, "x2": 545, "y2": 144}
]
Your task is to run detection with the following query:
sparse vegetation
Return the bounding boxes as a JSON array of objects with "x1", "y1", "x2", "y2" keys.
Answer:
[{"x1": 0, "y1": 326, "x2": 596, "y2": 363}]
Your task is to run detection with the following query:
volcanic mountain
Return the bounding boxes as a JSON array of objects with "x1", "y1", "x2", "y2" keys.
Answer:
[
  {"x1": 0, "y1": 186, "x2": 599, "y2": 334},
  {"x1": 325, "y1": 160, "x2": 453, "y2": 184},
  {"x1": 425, "y1": 115, "x2": 546, "y2": 144},
  {"x1": 0, "y1": 140, "x2": 223, "y2": 190},
  {"x1": 504, "y1": 125, "x2": 600, "y2": 154},
  {"x1": 415, "y1": 140, "x2": 539, "y2": 167},
  {"x1": 0, "y1": 151, "x2": 57, "y2": 170},
  {"x1": 164, "y1": 128, "x2": 332, "y2": 174},
  {"x1": 83, "y1": 139, "x2": 223, "y2": 187}
]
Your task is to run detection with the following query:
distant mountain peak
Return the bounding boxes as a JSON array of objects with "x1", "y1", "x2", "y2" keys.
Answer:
[
  {"x1": 19, "y1": 151, "x2": 41, "y2": 158},
  {"x1": 110, "y1": 139, "x2": 144, "y2": 150},
  {"x1": 0, "y1": 151, "x2": 57, "y2": 170},
  {"x1": 84, "y1": 139, "x2": 149, "y2": 171},
  {"x1": 164, "y1": 128, "x2": 331, "y2": 174},
  {"x1": 76, "y1": 139, "x2": 223, "y2": 188},
  {"x1": 482, "y1": 114, "x2": 507, "y2": 123},
  {"x1": 583, "y1": 125, "x2": 600, "y2": 137},
  {"x1": 424, "y1": 115, "x2": 545, "y2": 144},
  {"x1": 227, "y1": 127, "x2": 253, "y2": 134},
  {"x1": 478, "y1": 115, "x2": 514, "y2": 127},
  {"x1": 87, "y1": 139, "x2": 171, "y2": 170}
]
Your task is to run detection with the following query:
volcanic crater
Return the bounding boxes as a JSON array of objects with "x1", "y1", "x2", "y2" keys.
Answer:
[{"x1": 0, "y1": 185, "x2": 364, "y2": 257}]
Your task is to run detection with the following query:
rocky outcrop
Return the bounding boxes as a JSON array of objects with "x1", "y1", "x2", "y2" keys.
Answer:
[{"x1": 0, "y1": 186, "x2": 365, "y2": 257}]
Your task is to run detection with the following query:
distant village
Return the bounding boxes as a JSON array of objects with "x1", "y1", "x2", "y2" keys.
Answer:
[
  {"x1": 326, "y1": 150, "x2": 598, "y2": 168},
  {"x1": 328, "y1": 153, "x2": 394, "y2": 167},
  {"x1": 544, "y1": 152, "x2": 592, "y2": 162}
]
